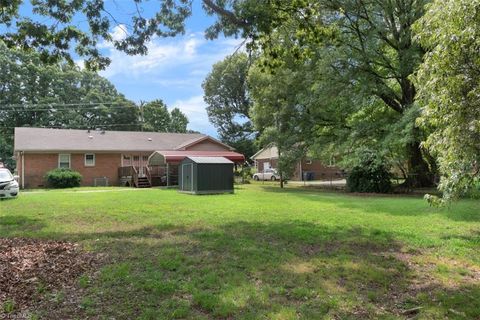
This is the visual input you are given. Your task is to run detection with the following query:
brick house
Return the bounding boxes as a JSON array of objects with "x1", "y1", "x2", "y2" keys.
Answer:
[
  {"x1": 251, "y1": 145, "x2": 344, "y2": 181},
  {"x1": 14, "y1": 127, "x2": 244, "y2": 189}
]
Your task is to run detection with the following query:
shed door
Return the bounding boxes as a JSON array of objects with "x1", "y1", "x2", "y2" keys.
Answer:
[{"x1": 182, "y1": 163, "x2": 193, "y2": 191}]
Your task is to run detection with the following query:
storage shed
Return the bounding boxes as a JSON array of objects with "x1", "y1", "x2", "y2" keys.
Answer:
[{"x1": 179, "y1": 157, "x2": 234, "y2": 194}]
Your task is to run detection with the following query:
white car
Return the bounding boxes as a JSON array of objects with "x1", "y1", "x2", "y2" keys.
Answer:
[
  {"x1": 253, "y1": 168, "x2": 281, "y2": 181},
  {"x1": 0, "y1": 168, "x2": 19, "y2": 199}
]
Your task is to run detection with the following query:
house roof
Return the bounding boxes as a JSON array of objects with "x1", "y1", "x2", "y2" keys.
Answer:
[
  {"x1": 14, "y1": 127, "x2": 215, "y2": 152},
  {"x1": 175, "y1": 135, "x2": 234, "y2": 151},
  {"x1": 251, "y1": 144, "x2": 279, "y2": 160},
  {"x1": 186, "y1": 156, "x2": 233, "y2": 164}
]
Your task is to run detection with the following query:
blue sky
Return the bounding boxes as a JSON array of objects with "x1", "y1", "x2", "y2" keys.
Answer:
[{"x1": 92, "y1": 1, "x2": 243, "y2": 136}]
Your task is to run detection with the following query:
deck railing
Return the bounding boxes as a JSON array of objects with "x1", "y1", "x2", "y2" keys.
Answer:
[{"x1": 118, "y1": 166, "x2": 139, "y2": 187}]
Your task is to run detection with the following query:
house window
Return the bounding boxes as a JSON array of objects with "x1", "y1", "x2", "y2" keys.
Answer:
[
  {"x1": 133, "y1": 156, "x2": 139, "y2": 162},
  {"x1": 85, "y1": 154, "x2": 95, "y2": 166},
  {"x1": 142, "y1": 155, "x2": 149, "y2": 162},
  {"x1": 58, "y1": 154, "x2": 71, "y2": 169}
]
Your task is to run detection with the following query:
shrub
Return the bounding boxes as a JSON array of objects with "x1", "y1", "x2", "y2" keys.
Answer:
[
  {"x1": 347, "y1": 151, "x2": 392, "y2": 193},
  {"x1": 45, "y1": 168, "x2": 82, "y2": 188},
  {"x1": 465, "y1": 178, "x2": 480, "y2": 199},
  {"x1": 234, "y1": 166, "x2": 253, "y2": 184}
]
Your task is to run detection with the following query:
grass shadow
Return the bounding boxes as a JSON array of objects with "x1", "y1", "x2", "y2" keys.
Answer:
[{"x1": 27, "y1": 220, "x2": 477, "y2": 319}]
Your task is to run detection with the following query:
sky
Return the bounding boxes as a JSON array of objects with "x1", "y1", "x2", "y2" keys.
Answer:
[{"x1": 93, "y1": 1, "x2": 243, "y2": 136}]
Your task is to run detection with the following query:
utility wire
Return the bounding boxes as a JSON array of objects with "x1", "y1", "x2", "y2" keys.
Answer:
[
  {"x1": 0, "y1": 101, "x2": 134, "y2": 107},
  {"x1": 0, "y1": 105, "x2": 138, "y2": 112},
  {"x1": 0, "y1": 123, "x2": 144, "y2": 129}
]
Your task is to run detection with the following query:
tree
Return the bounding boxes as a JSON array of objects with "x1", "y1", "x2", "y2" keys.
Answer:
[
  {"x1": 142, "y1": 100, "x2": 171, "y2": 132},
  {"x1": 200, "y1": 0, "x2": 435, "y2": 187},
  {"x1": 249, "y1": 55, "x2": 312, "y2": 188},
  {"x1": 142, "y1": 101, "x2": 190, "y2": 133},
  {"x1": 0, "y1": 0, "x2": 278, "y2": 70},
  {"x1": 169, "y1": 108, "x2": 189, "y2": 133},
  {"x1": 413, "y1": 0, "x2": 480, "y2": 202},
  {"x1": 202, "y1": 53, "x2": 256, "y2": 158},
  {"x1": 0, "y1": 41, "x2": 139, "y2": 170},
  {"x1": 0, "y1": 0, "x2": 193, "y2": 69}
]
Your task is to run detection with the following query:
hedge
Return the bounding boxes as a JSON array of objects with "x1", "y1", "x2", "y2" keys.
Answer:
[{"x1": 45, "y1": 168, "x2": 82, "y2": 188}]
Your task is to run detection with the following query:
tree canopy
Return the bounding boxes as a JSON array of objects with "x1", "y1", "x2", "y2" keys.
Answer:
[
  {"x1": 202, "y1": 53, "x2": 256, "y2": 157},
  {"x1": 142, "y1": 100, "x2": 189, "y2": 133},
  {"x1": 414, "y1": 0, "x2": 480, "y2": 202}
]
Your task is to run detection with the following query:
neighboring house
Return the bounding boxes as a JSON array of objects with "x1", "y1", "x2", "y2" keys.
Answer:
[
  {"x1": 251, "y1": 145, "x2": 343, "y2": 181},
  {"x1": 14, "y1": 127, "x2": 244, "y2": 189}
]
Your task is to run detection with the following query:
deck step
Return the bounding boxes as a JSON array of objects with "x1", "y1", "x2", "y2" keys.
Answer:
[{"x1": 136, "y1": 177, "x2": 151, "y2": 188}]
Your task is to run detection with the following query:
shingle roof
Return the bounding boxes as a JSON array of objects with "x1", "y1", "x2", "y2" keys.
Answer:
[
  {"x1": 186, "y1": 156, "x2": 234, "y2": 164},
  {"x1": 14, "y1": 127, "x2": 209, "y2": 152},
  {"x1": 175, "y1": 136, "x2": 233, "y2": 151}
]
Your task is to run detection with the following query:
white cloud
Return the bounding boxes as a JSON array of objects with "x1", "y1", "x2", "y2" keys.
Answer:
[
  {"x1": 111, "y1": 24, "x2": 128, "y2": 41},
  {"x1": 98, "y1": 27, "x2": 245, "y2": 136},
  {"x1": 171, "y1": 95, "x2": 215, "y2": 135},
  {"x1": 100, "y1": 32, "x2": 242, "y2": 79}
]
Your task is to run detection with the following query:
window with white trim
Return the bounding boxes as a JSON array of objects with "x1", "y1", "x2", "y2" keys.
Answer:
[
  {"x1": 58, "y1": 154, "x2": 71, "y2": 169},
  {"x1": 85, "y1": 154, "x2": 95, "y2": 166}
]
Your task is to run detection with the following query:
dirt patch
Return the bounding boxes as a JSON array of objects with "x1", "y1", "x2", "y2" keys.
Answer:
[{"x1": 0, "y1": 238, "x2": 99, "y2": 318}]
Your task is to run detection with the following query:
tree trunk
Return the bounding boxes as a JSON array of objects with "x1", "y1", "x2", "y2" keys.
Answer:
[
  {"x1": 405, "y1": 140, "x2": 435, "y2": 188},
  {"x1": 279, "y1": 171, "x2": 284, "y2": 188}
]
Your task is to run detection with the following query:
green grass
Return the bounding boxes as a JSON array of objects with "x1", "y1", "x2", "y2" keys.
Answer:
[{"x1": 1, "y1": 185, "x2": 479, "y2": 319}]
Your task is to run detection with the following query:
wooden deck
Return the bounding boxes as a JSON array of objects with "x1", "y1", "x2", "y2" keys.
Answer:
[{"x1": 118, "y1": 165, "x2": 178, "y2": 188}]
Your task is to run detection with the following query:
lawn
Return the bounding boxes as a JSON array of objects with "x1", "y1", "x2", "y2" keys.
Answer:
[{"x1": 1, "y1": 185, "x2": 479, "y2": 319}]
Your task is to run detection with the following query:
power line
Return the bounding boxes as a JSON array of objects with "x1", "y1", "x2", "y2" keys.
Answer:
[
  {"x1": 0, "y1": 123, "x2": 144, "y2": 129},
  {"x1": 0, "y1": 101, "x2": 134, "y2": 108},
  {"x1": 1, "y1": 106, "x2": 138, "y2": 112}
]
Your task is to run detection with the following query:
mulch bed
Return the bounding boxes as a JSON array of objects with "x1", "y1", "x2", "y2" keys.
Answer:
[{"x1": 0, "y1": 238, "x2": 99, "y2": 317}]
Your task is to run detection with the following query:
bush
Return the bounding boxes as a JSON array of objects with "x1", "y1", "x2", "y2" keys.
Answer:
[
  {"x1": 465, "y1": 178, "x2": 480, "y2": 199},
  {"x1": 347, "y1": 152, "x2": 392, "y2": 193},
  {"x1": 45, "y1": 168, "x2": 82, "y2": 188},
  {"x1": 234, "y1": 166, "x2": 253, "y2": 184}
]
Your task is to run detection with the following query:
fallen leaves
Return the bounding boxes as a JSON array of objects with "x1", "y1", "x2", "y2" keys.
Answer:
[{"x1": 0, "y1": 238, "x2": 98, "y2": 317}]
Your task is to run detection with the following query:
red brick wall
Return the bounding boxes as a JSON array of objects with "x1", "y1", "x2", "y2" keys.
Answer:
[
  {"x1": 21, "y1": 153, "x2": 122, "y2": 188},
  {"x1": 255, "y1": 158, "x2": 343, "y2": 181},
  {"x1": 293, "y1": 159, "x2": 343, "y2": 180},
  {"x1": 256, "y1": 159, "x2": 278, "y2": 172}
]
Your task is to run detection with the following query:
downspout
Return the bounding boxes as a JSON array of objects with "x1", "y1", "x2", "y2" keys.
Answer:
[{"x1": 21, "y1": 151, "x2": 25, "y2": 189}]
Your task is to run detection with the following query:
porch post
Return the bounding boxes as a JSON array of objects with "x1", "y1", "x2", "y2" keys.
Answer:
[{"x1": 166, "y1": 163, "x2": 170, "y2": 187}]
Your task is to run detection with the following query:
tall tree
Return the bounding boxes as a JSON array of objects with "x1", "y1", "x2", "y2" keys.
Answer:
[
  {"x1": 142, "y1": 100, "x2": 171, "y2": 132},
  {"x1": 249, "y1": 53, "x2": 312, "y2": 187},
  {"x1": 199, "y1": 0, "x2": 435, "y2": 187},
  {"x1": 414, "y1": 0, "x2": 480, "y2": 202},
  {"x1": 142, "y1": 101, "x2": 190, "y2": 133},
  {"x1": 202, "y1": 53, "x2": 255, "y2": 157},
  {"x1": 169, "y1": 108, "x2": 189, "y2": 133}
]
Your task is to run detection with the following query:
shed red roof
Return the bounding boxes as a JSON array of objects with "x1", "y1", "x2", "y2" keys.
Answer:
[{"x1": 154, "y1": 150, "x2": 245, "y2": 163}]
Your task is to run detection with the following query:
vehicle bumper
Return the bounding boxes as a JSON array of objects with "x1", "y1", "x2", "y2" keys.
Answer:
[{"x1": 0, "y1": 187, "x2": 19, "y2": 199}]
